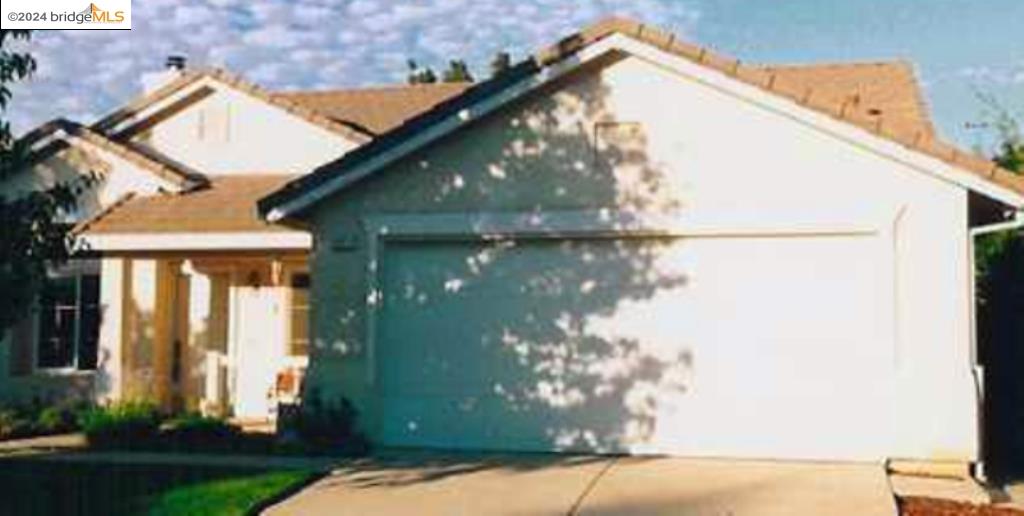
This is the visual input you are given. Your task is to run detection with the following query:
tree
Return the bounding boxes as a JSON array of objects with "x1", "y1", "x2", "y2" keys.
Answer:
[
  {"x1": 408, "y1": 58, "x2": 477, "y2": 84},
  {"x1": 406, "y1": 59, "x2": 437, "y2": 84},
  {"x1": 490, "y1": 51, "x2": 512, "y2": 78},
  {"x1": 441, "y1": 59, "x2": 473, "y2": 83},
  {"x1": 992, "y1": 115, "x2": 1023, "y2": 172},
  {"x1": 972, "y1": 97, "x2": 1022, "y2": 277},
  {"x1": 0, "y1": 30, "x2": 80, "y2": 332}
]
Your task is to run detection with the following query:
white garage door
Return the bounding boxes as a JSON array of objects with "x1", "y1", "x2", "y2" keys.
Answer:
[{"x1": 375, "y1": 234, "x2": 893, "y2": 459}]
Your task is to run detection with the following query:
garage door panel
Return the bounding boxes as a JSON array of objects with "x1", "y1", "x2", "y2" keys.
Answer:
[{"x1": 376, "y1": 234, "x2": 891, "y2": 456}]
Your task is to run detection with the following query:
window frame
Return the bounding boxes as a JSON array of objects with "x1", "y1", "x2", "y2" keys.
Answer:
[
  {"x1": 33, "y1": 271, "x2": 100, "y2": 374},
  {"x1": 284, "y1": 269, "x2": 311, "y2": 361}
]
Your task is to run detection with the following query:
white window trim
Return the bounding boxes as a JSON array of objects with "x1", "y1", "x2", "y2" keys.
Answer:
[{"x1": 284, "y1": 267, "x2": 312, "y2": 362}]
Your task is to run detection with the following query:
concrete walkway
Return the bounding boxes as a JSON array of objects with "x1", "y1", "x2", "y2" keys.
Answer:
[
  {"x1": 0, "y1": 433, "x2": 85, "y2": 456},
  {"x1": 265, "y1": 451, "x2": 897, "y2": 515}
]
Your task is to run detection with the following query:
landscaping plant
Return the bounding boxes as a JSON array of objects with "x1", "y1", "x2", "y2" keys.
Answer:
[{"x1": 78, "y1": 400, "x2": 163, "y2": 450}]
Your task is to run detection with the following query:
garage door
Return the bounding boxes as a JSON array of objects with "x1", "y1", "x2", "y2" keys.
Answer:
[{"x1": 375, "y1": 234, "x2": 893, "y2": 458}]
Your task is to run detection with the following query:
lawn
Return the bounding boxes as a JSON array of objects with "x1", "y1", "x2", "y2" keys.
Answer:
[{"x1": 0, "y1": 458, "x2": 317, "y2": 515}]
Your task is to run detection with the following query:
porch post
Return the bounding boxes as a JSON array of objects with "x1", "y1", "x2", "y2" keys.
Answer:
[{"x1": 95, "y1": 257, "x2": 128, "y2": 403}]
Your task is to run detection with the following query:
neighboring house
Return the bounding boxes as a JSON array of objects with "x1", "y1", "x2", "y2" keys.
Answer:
[
  {"x1": 258, "y1": 18, "x2": 1024, "y2": 465},
  {"x1": 0, "y1": 66, "x2": 467, "y2": 420}
]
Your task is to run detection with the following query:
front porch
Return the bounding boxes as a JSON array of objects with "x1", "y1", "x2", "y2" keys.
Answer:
[{"x1": 96, "y1": 253, "x2": 310, "y2": 421}]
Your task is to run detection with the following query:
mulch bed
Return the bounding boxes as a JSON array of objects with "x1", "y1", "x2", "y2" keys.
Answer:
[{"x1": 900, "y1": 497, "x2": 1024, "y2": 516}]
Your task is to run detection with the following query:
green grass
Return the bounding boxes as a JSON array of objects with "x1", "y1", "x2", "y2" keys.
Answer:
[
  {"x1": 0, "y1": 458, "x2": 317, "y2": 515},
  {"x1": 147, "y1": 470, "x2": 312, "y2": 516}
]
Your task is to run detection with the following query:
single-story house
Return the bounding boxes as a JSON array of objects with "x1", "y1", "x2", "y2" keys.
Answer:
[
  {"x1": 3, "y1": 16, "x2": 1021, "y2": 470},
  {"x1": 257, "y1": 18, "x2": 1024, "y2": 466}
]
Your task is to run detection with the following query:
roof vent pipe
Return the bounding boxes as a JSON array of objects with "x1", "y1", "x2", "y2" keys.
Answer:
[{"x1": 166, "y1": 55, "x2": 186, "y2": 71}]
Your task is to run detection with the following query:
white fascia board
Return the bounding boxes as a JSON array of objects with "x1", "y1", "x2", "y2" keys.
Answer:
[
  {"x1": 103, "y1": 75, "x2": 212, "y2": 135},
  {"x1": 605, "y1": 34, "x2": 1024, "y2": 208},
  {"x1": 79, "y1": 231, "x2": 311, "y2": 252}
]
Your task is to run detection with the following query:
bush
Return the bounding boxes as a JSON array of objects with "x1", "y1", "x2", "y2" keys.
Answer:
[
  {"x1": 0, "y1": 410, "x2": 35, "y2": 440},
  {"x1": 163, "y1": 413, "x2": 243, "y2": 452},
  {"x1": 287, "y1": 391, "x2": 369, "y2": 456},
  {"x1": 0, "y1": 398, "x2": 94, "y2": 440},
  {"x1": 36, "y1": 400, "x2": 91, "y2": 434},
  {"x1": 79, "y1": 401, "x2": 163, "y2": 450}
]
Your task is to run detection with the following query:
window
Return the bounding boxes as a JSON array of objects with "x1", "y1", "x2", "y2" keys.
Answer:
[
  {"x1": 37, "y1": 274, "x2": 100, "y2": 370},
  {"x1": 197, "y1": 104, "x2": 231, "y2": 143},
  {"x1": 288, "y1": 273, "x2": 310, "y2": 356},
  {"x1": 207, "y1": 273, "x2": 230, "y2": 354}
]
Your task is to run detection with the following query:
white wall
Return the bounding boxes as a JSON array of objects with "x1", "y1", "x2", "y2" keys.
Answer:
[
  {"x1": 306, "y1": 54, "x2": 976, "y2": 462},
  {"x1": 133, "y1": 80, "x2": 358, "y2": 175}
]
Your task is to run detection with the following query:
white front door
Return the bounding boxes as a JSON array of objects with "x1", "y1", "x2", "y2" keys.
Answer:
[{"x1": 232, "y1": 283, "x2": 281, "y2": 419}]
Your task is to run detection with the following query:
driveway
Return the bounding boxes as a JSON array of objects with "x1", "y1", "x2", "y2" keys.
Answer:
[{"x1": 265, "y1": 450, "x2": 896, "y2": 515}]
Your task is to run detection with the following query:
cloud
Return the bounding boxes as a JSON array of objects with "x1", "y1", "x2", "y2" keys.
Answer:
[
  {"x1": 8, "y1": 0, "x2": 702, "y2": 134},
  {"x1": 956, "y1": 62, "x2": 1024, "y2": 86}
]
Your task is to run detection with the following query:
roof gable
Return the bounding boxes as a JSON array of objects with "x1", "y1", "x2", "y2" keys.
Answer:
[
  {"x1": 20, "y1": 118, "x2": 206, "y2": 191},
  {"x1": 259, "y1": 18, "x2": 1024, "y2": 220},
  {"x1": 92, "y1": 69, "x2": 372, "y2": 145}
]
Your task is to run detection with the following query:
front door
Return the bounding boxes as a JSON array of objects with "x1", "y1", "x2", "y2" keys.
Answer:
[{"x1": 231, "y1": 279, "x2": 281, "y2": 420}]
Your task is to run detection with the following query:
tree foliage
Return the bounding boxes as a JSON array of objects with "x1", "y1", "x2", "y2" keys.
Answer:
[
  {"x1": 441, "y1": 60, "x2": 473, "y2": 83},
  {"x1": 406, "y1": 51, "x2": 513, "y2": 85},
  {"x1": 490, "y1": 51, "x2": 512, "y2": 78},
  {"x1": 406, "y1": 59, "x2": 438, "y2": 84},
  {"x1": 0, "y1": 30, "x2": 80, "y2": 332}
]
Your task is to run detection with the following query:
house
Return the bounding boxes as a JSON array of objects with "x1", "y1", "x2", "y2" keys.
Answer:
[
  {"x1": 0, "y1": 64, "x2": 467, "y2": 420},
  {"x1": 257, "y1": 17, "x2": 1024, "y2": 466}
]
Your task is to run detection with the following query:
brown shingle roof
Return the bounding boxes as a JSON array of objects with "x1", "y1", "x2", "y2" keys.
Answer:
[
  {"x1": 761, "y1": 62, "x2": 936, "y2": 140},
  {"x1": 274, "y1": 83, "x2": 471, "y2": 135},
  {"x1": 78, "y1": 175, "x2": 296, "y2": 234}
]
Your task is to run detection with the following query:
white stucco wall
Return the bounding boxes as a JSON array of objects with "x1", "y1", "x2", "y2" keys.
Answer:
[
  {"x1": 132, "y1": 81, "x2": 358, "y2": 175},
  {"x1": 304, "y1": 54, "x2": 976, "y2": 462}
]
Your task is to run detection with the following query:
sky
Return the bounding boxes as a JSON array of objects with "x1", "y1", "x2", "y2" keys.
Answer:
[{"x1": 7, "y1": 0, "x2": 1023, "y2": 152}]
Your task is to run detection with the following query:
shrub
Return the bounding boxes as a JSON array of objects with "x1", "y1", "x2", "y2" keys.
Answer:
[
  {"x1": 288, "y1": 391, "x2": 369, "y2": 456},
  {"x1": 36, "y1": 400, "x2": 92, "y2": 434},
  {"x1": 79, "y1": 401, "x2": 162, "y2": 450},
  {"x1": 0, "y1": 410, "x2": 35, "y2": 440},
  {"x1": 163, "y1": 413, "x2": 243, "y2": 452}
]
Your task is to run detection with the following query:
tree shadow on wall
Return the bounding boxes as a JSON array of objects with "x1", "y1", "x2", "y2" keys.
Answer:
[{"x1": 347, "y1": 55, "x2": 697, "y2": 454}]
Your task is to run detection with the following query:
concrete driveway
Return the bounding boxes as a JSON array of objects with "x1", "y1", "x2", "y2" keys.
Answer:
[{"x1": 265, "y1": 451, "x2": 896, "y2": 515}]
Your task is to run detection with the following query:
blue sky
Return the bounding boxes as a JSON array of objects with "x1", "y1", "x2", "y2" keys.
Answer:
[{"x1": 9, "y1": 0, "x2": 1022, "y2": 152}]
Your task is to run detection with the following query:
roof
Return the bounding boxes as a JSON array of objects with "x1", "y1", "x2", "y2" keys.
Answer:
[
  {"x1": 259, "y1": 17, "x2": 1024, "y2": 219},
  {"x1": 21, "y1": 119, "x2": 206, "y2": 190},
  {"x1": 77, "y1": 175, "x2": 296, "y2": 235},
  {"x1": 760, "y1": 62, "x2": 936, "y2": 140},
  {"x1": 275, "y1": 83, "x2": 470, "y2": 136}
]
